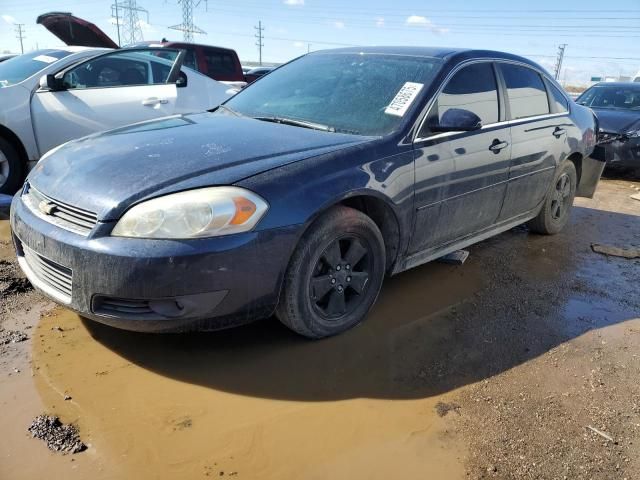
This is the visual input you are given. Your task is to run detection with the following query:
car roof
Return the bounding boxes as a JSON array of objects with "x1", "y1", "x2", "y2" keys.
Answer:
[
  {"x1": 310, "y1": 46, "x2": 545, "y2": 70},
  {"x1": 50, "y1": 45, "x2": 106, "y2": 53},
  {"x1": 132, "y1": 41, "x2": 237, "y2": 53}
]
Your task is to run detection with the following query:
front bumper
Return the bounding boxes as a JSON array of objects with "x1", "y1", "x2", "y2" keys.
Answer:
[
  {"x1": 10, "y1": 194, "x2": 300, "y2": 332},
  {"x1": 598, "y1": 137, "x2": 640, "y2": 169}
]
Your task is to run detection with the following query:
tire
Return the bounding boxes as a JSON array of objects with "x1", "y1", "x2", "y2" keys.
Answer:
[
  {"x1": 527, "y1": 160, "x2": 577, "y2": 235},
  {"x1": 276, "y1": 206, "x2": 386, "y2": 339},
  {"x1": 0, "y1": 138, "x2": 24, "y2": 195}
]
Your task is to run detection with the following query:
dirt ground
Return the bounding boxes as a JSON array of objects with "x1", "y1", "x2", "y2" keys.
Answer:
[{"x1": 0, "y1": 178, "x2": 639, "y2": 480}]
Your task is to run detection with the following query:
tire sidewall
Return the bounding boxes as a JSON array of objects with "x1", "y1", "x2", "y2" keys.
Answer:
[
  {"x1": 0, "y1": 138, "x2": 23, "y2": 195},
  {"x1": 542, "y1": 160, "x2": 577, "y2": 234},
  {"x1": 282, "y1": 208, "x2": 386, "y2": 338}
]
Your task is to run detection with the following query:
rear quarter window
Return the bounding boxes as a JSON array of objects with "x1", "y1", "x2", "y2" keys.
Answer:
[
  {"x1": 548, "y1": 83, "x2": 569, "y2": 113},
  {"x1": 500, "y1": 64, "x2": 550, "y2": 119}
]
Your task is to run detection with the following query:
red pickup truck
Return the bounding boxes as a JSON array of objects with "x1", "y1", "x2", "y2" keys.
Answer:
[
  {"x1": 133, "y1": 40, "x2": 246, "y2": 86},
  {"x1": 38, "y1": 12, "x2": 247, "y2": 86}
]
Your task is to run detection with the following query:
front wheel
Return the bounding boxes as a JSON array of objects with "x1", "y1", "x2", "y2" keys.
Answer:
[
  {"x1": 276, "y1": 206, "x2": 386, "y2": 339},
  {"x1": 527, "y1": 160, "x2": 577, "y2": 235}
]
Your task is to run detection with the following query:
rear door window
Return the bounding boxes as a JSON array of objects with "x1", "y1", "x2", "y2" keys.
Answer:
[
  {"x1": 435, "y1": 62, "x2": 500, "y2": 126},
  {"x1": 202, "y1": 48, "x2": 237, "y2": 78},
  {"x1": 500, "y1": 64, "x2": 550, "y2": 119}
]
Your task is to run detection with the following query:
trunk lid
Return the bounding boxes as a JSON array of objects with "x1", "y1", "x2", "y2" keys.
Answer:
[{"x1": 37, "y1": 12, "x2": 119, "y2": 49}]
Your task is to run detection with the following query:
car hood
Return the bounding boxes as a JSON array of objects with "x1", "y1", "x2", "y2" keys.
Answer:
[
  {"x1": 592, "y1": 107, "x2": 640, "y2": 133},
  {"x1": 28, "y1": 113, "x2": 371, "y2": 221},
  {"x1": 37, "y1": 12, "x2": 119, "y2": 49}
]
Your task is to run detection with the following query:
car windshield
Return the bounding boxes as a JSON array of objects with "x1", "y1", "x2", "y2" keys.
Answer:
[
  {"x1": 0, "y1": 49, "x2": 73, "y2": 87},
  {"x1": 224, "y1": 53, "x2": 443, "y2": 136},
  {"x1": 576, "y1": 85, "x2": 640, "y2": 110}
]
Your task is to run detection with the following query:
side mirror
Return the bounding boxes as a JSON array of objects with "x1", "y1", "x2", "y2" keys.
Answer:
[
  {"x1": 430, "y1": 108, "x2": 482, "y2": 133},
  {"x1": 176, "y1": 71, "x2": 188, "y2": 88},
  {"x1": 39, "y1": 74, "x2": 62, "y2": 91}
]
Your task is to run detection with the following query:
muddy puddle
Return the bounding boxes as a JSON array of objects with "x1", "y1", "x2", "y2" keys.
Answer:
[{"x1": 21, "y1": 258, "x2": 487, "y2": 480}]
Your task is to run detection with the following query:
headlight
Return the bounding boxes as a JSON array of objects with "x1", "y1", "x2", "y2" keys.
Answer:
[
  {"x1": 626, "y1": 130, "x2": 640, "y2": 138},
  {"x1": 111, "y1": 187, "x2": 268, "y2": 239}
]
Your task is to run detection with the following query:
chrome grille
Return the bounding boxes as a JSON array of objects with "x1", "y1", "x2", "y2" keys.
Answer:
[
  {"x1": 21, "y1": 243, "x2": 72, "y2": 302},
  {"x1": 23, "y1": 185, "x2": 98, "y2": 235}
]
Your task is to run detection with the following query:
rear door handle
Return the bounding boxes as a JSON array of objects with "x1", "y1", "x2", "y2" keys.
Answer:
[
  {"x1": 489, "y1": 139, "x2": 509, "y2": 153},
  {"x1": 553, "y1": 127, "x2": 566, "y2": 138},
  {"x1": 142, "y1": 97, "x2": 168, "y2": 106}
]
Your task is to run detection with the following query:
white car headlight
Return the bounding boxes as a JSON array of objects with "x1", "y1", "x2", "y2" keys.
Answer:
[{"x1": 111, "y1": 187, "x2": 268, "y2": 239}]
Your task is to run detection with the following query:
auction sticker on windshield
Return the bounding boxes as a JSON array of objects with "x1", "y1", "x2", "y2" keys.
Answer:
[
  {"x1": 385, "y1": 82, "x2": 424, "y2": 117},
  {"x1": 32, "y1": 55, "x2": 59, "y2": 64}
]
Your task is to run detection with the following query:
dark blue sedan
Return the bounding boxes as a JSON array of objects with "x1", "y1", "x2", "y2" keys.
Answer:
[{"x1": 10, "y1": 47, "x2": 603, "y2": 338}]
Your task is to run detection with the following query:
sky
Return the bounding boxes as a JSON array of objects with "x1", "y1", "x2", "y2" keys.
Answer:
[{"x1": 1, "y1": 0, "x2": 639, "y2": 85}]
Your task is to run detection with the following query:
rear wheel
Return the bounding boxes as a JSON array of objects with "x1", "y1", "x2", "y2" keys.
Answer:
[
  {"x1": 276, "y1": 206, "x2": 386, "y2": 339},
  {"x1": 0, "y1": 138, "x2": 24, "y2": 195},
  {"x1": 527, "y1": 160, "x2": 577, "y2": 235}
]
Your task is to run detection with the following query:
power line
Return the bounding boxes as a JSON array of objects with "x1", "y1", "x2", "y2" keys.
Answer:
[
  {"x1": 170, "y1": 0, "x2": 207, "y2": 42},
  {"x1": 14, "y1": 23, "x2": 25, "y2": 54},
  {"x1": 201, "y1": 4, "x2": 640, "y2": 22},
  {"x1": 255, "y1": 20, "x2": 264, "y2": 66},
  {"x1": 193, "y1": 8, "x2": 640, "y2": 37},
  {"x1": 150, "y1": 23, "x2": 640, "y2": 61}
]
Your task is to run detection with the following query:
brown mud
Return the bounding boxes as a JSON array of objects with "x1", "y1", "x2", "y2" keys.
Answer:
[{"x1": 0, "y1": 178, "x2": 639, "y2": 479}]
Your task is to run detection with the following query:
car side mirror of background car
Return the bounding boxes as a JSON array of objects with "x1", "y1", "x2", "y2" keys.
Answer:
[
  {"x1": 39, "y1": 74, "x2": 63, "y2": 92},
  {"x1": 430, "y1": 108, "x2": 483, "y2": 133},
  {"x1": 176, "y1": 72, "x2": 188, "y2": 88}
]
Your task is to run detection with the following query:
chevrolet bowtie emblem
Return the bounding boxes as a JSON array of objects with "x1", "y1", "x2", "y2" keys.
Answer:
[{"x1": 38, "y1": 200, "x2": 57, "y2": 215}]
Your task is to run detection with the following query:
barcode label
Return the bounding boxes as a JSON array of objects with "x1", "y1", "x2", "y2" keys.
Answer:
[{"x1": 385, "y1": 82, "x2": 424, "y2": 117}]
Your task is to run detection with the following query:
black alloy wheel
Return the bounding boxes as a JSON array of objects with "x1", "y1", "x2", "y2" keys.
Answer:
[
  {"x1": 309, "y1": 236, "x2": 372, "y2": 319},
  {"x1": 528, "y1": 159, "x2": 577, "y2": 235}
]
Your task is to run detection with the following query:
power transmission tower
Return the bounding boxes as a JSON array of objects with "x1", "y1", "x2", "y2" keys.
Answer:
[
  {"x1": 170, "y1": 0, "x2": 207, "y2": 42},
  {"x1": 255, "y1": 21, "x2": 264, "y2": 65},
  {"x1": 554, "y1": 44, "x2": 567, "y2": 81},
  {"x1": 111, "y1": 0, "x2": 149, "y2": 46},
  {"x1": 15, "y1": 24, "x2": 25, "y2": 54}
]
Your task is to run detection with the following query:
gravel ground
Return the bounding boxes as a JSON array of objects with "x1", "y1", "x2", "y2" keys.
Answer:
[{"x1": 442, "y1": 178, "x2": 640, "y2": 479}]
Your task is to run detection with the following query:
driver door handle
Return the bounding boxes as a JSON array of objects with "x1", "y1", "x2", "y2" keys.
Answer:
[
  {"x1": 489, "y1": 139, "x2": 509, "y2": 153},
  {"x1": 142, "y1": 97, "x2": 168, "y2": 106}
]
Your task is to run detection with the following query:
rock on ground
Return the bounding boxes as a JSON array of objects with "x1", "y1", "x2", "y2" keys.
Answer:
[{"x1": 27, "y1": 415, "x2": 86, "y2": 454}]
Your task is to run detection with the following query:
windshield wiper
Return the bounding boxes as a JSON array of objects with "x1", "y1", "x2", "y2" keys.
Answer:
[{"x1": 253, "y1": 116, "x2": 334, "y2": 132}]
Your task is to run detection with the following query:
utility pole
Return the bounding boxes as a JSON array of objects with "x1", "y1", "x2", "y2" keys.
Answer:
[
  {"x1": 307, "y1": 43, "x2": 311, "y2": 53},
  {"x1": 554, "y1": 44, "x2": 567, "y2": 81},
  {"x1": 15, "y1": 24, "x2": 25, "y2": 54},
  {"x1": 255, "y1": 21, "x2": 264, "y2": 66},
  {"x1": 170, "y1": 0, "x2": 207, "y2": 42},
  {"x1": 111, "y1": 0, "x2": 148, "y2": 46}
]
